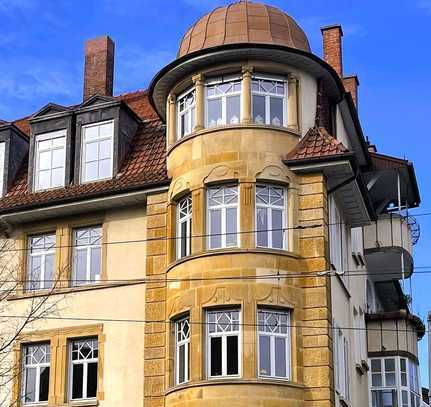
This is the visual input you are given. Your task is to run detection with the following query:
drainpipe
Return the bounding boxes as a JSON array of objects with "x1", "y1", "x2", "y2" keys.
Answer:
[{"x1": 398, "y1": 170, "x2": 405, "y2": 291}]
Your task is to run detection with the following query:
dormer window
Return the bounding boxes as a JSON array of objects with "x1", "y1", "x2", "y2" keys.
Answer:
[
  {"x1": 206, "y1": 76, "x2": 241, "y2": 128},
  {"x1": 177, "y1": 88, "x2": 195, "y2": 139},
  {"x1": 34, "y1": 130, "x2": 66, "y2": 191},
  {"x1": 81, "y1": 120, "x2": 114, "y2": 183},
  {"x1": 252, "y1": 75, "x2": 287, "y2": 127}
]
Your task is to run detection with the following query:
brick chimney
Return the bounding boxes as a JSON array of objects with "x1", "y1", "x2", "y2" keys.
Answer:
[
  {"x1": 321, "y1": 24, "x2": 343, "y2": 77},
  {"x1": 343, "y1": 75, "x2": 359, "y2": 109},
  {"x1": 83, "y1": 36, "x2": 115, "y2": 101}
]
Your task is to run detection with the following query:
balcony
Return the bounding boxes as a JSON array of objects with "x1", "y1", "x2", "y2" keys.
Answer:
[{"x1": 363, "y1": 213, "x2": 419, "y2": 281}]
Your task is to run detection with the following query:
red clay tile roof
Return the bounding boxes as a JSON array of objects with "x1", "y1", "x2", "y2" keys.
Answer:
[
  {"x1": 285, "y1": 126, "x2": 349, "y2": 162},
  {"x1": 0, "y1": 90, "x2": 169, "y2": 214}
]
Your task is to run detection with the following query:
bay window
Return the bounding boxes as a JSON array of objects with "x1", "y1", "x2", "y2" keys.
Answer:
[
  {"x1": 26, "y1": 234, "x2": 55, "y2": 291},
  {"x1": 252, "y1": 76, "x2": 287, "y2": 127},
  {"x1": 34, "y1": 130, "x2": 66, "y2": 191},
  {"x1": 177, "y1": 88, "x2": 195, "y2": 138},
  {"x1": 175, "y1": 316, "x2": 190, "y2": 385},
  {"x1": 81, "y1": 121, "x2": 114, "y2": 183},
  {"x1": 256, "y1": 184, "x2": 287, "y2": 249},
  {"x1": 176, "y1": 195, "x2": 192, "y2": 259},
  {"x1": 257, "y1": 309, "x2": 290, "y2": 379},
  {"x1": 206, "y1": 76, "x2": 241, "y2": 127},
  {"x1": 207, "y1": 309, "x2": 240, "y2": 378},
  {"x1": 370, "y1": 357, "x2": 421, "y2": 407},
  {"x1": 21, "y1": 343, "x2": 50, "y2": 404},
  {"x1": 69, "y1": 338, "x2": 98, "y2": 401},
  {"x1": 207, "y1": 185, "x2": 239, "y2": 249},
  {"x1": 72, "y1": 226, "x2": 102, "y2": 286}
]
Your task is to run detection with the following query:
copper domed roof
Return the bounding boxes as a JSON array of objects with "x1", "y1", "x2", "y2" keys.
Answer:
[{"x1": 178, "y1": 1, "x2": 310, "y2": 58}]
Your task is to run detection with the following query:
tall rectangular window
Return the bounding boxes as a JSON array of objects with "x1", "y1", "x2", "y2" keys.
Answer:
[
  {"x1": 257, "y1": 309, "x2": 290, "y2": 379},
  {"x1": 72, "y1": 226, "x2": 102, "y2": 286},
  {"x1": 177, "y1": 88, "x2": 195, "y2": 139},
  {"x1": 34, "y1": 130, "x2": 66, "y2": 191},
  {"x1": 252, "y1": 76, "x2": 287, "y2": 127},
  {"x1": 21, "y1": 343, "x2": 50, "y2": 405},
  {"x1": 334, "y1": 322, "x2": 349, "y2": 401},
  {"x1": 329, "y1": 196, "x2": 349, "y2": 275},
  {"x1": 256, "y1": 184, "x2": 287, "y2": 249},
  {"x1": 207, "y1": 309, "x2": 240, "y2": 378},
  {"x1": 177, "y1": 195, "x2": 192, "y2": 259},
  {"x1": 206, "y1": 76, "x2": 241, "y2": 127},
  {"x1": 175, "y1": 317, "x2": 190, "y2": 385},
  {"x1": 81, "y1": 121, "x2": 114, "y2": 183},
  {"x1": 0, "y1": 141, "x2": 6, "y2": 197},
  {"x1": 69, "y1": 338, "x2": 98, "y2": 401},
  {"x1": 207, "y1": 185, "x2": 239, "y2": 249},
  {"x1": 26, "y1": 234, "x2": 55, "y2": 291}
]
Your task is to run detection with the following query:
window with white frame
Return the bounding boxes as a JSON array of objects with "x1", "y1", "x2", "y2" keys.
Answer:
[
  {"x1": 334, "y1": 321, "x2": 350, "y2": 401},
  {"x1": 177, "y1": 195, "x2": 192, "y2": 259},
  {"x1": 207, "y1": 185, "x2": 239, "y2": 249},
  {"x1": 369, "y1": 357, "x2": 422, "y2": 407},
  {"x1": 353, "y1": 308, "x2": 367, "y2": 365},
  {"x1": 72, "y1": 226, "x2": 102, "y2": 286},
  {"x1": 21, "y1": 343, "x2": 50, "y2": 405},
  {"x1": 69, "y1": 338, "x2": 98, "y2": 401},
  {"x1": 257, "y1": 308, "x2": 290, "y2": 379},
  {"x1": 34, "y1": 130, "x2": 66, "y2": 191},
  {"x1": 175, "y1": 316, "x2": 190, "y2": 385},
  {"x1": 206, "y1": 76, "x2": 241, "y2": 128},
  {"x1": 177, "y1": 88, "x2": 195, "y2": 139},
  {"x1": 207, "y1": 309, "x2": 240, "y2": 378},
  {"x1": 252, "y1": 75, "x2": 287, "y2": 127},
  {"x1": 0, "y1": 141, "x2": 6, "y2": 197},
  {"x1": 26, "y1": 234, "x2": 55, "y2": 291},
  {"x1": 329, "y1": 195, "x2": 348, "y2": 274},
  {"x1": 81, "y1": 120, "x2": 114, "y2": 183},
  {"x1": 256, "y1": 184, "x2": 287, "y2": 250}
]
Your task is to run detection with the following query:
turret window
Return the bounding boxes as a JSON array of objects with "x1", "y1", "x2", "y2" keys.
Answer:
[
  {"x1": 81, "y1": 121, "x2": 114, "y2": 183},
  {"x1": 176, "y1": 195, "x2": 192, "y2": 259},
  {"x1": 177, "y1": 88, "x2": 195, "y2": 138},
  {"x1": 206, "y1": 76, "x2": 241, "y2": 127},
  {"x1": 34, "y1": 130, "x2": 66, "y2": 191},
  {"x1": 252, "y1": 76, "x2": 287, "y2": 127},
  {"x1": 207, "y1": 185, "x2": 239, "y2": 249},
  {"x1": 255, "y1": 184, "x2": 287, "y2": 250},
  {"x1": 175, "y1": 316, "x2": 190, "y2": 385},
  {"x1": 257, "y1": 309, "x2": 291, "y2": 379},
  {"x1": 207, "y1": 309, "x2": 240, "y2": 378}
]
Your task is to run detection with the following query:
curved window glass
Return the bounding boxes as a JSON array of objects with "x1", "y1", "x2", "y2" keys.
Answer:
[
  {"x1": 206, "y1": 76, "x2": 241, "y2": 128},
  {"x1": 177, "y1": 88, "x2": 195, "y2": 139},
  {"x1": 252, "y1": 75, "x2": 287, "y2": 127}
]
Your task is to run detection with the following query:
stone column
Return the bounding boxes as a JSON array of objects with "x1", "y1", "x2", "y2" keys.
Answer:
[
  {"x1": 167, "y1": 94, "x2": 177, "y2": 147},
  {"x1": 241, "y1": 66, "x2": 253, "y2": 124},
  {"x1": 288, "y1": 74, "x2": 299, "y2": 132},
  {"x1": 192, "y1": 73, "x2": 205, "y2": 131}
]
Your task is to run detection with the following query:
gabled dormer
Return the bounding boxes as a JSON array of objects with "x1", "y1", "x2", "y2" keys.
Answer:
[
  {"x1": 73, "y1": 94, "x2": 140, "y2": 184},
  {"x1": 0, "y1": 121, "x2": 29, "y2": 197},
  {"x1": 28, "y1": 103, "x2": 74, "y2": 192}
]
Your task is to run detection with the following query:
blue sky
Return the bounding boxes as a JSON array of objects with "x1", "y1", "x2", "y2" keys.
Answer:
[{"x1": 1, "y1": 0, "x2": 431, "y2": 386}]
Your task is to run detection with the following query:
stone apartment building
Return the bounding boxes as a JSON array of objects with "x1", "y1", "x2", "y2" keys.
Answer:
[{"x1": 0, "y1": 1, "x2": 425, "y2": 406}]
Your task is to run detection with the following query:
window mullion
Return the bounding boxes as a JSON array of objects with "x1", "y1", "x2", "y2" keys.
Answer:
[
  {"x1": 222, "y1": 334, "x2": 227, "y2": 376},
  {"x1": 34, "y1": 365, "x2": 41, "y2": 402},
  {"x1": 86, "y1": 246, "x2": 91, "y2": 283},
  {"x1": 270, "y1": 334, "x2": 275, "y2": 377},
  {"x1": 265, "y1": 95, "x2": 270, "y2": 124},
  {"x1": 268, "y1": 207, "x2": 272, "y2": 248},
  {"x1": 83, "y1": 361, "x2": 88, "y2": 399},
  {"x1": 40, "y1": 253, "x2": 46, "y2": 290},
  {"x1": 221, "y1": 207, "x2": 226, "y2": 248},
  {"x1": 222, "y1": 96, "x2": 226, "y2": 125}
]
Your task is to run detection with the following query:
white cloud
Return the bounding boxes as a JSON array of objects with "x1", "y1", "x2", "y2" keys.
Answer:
[{"x1": 418, "y1": 0, "x2": 431, "y2": 14}]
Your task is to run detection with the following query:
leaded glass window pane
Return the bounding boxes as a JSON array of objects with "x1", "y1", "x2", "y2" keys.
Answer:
[
  {"x1": 177, "y1": 195, "x2": 192, "y2": 259},
  {"x1": 22, "y1": 343, "x2": 50, "y2": 404},
  {"x1": 177, "y1": 88, "x2": 195, "y2": 138},
  {"x1": 175, "y1": 317, "x2": 190, "y2": 385}
]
